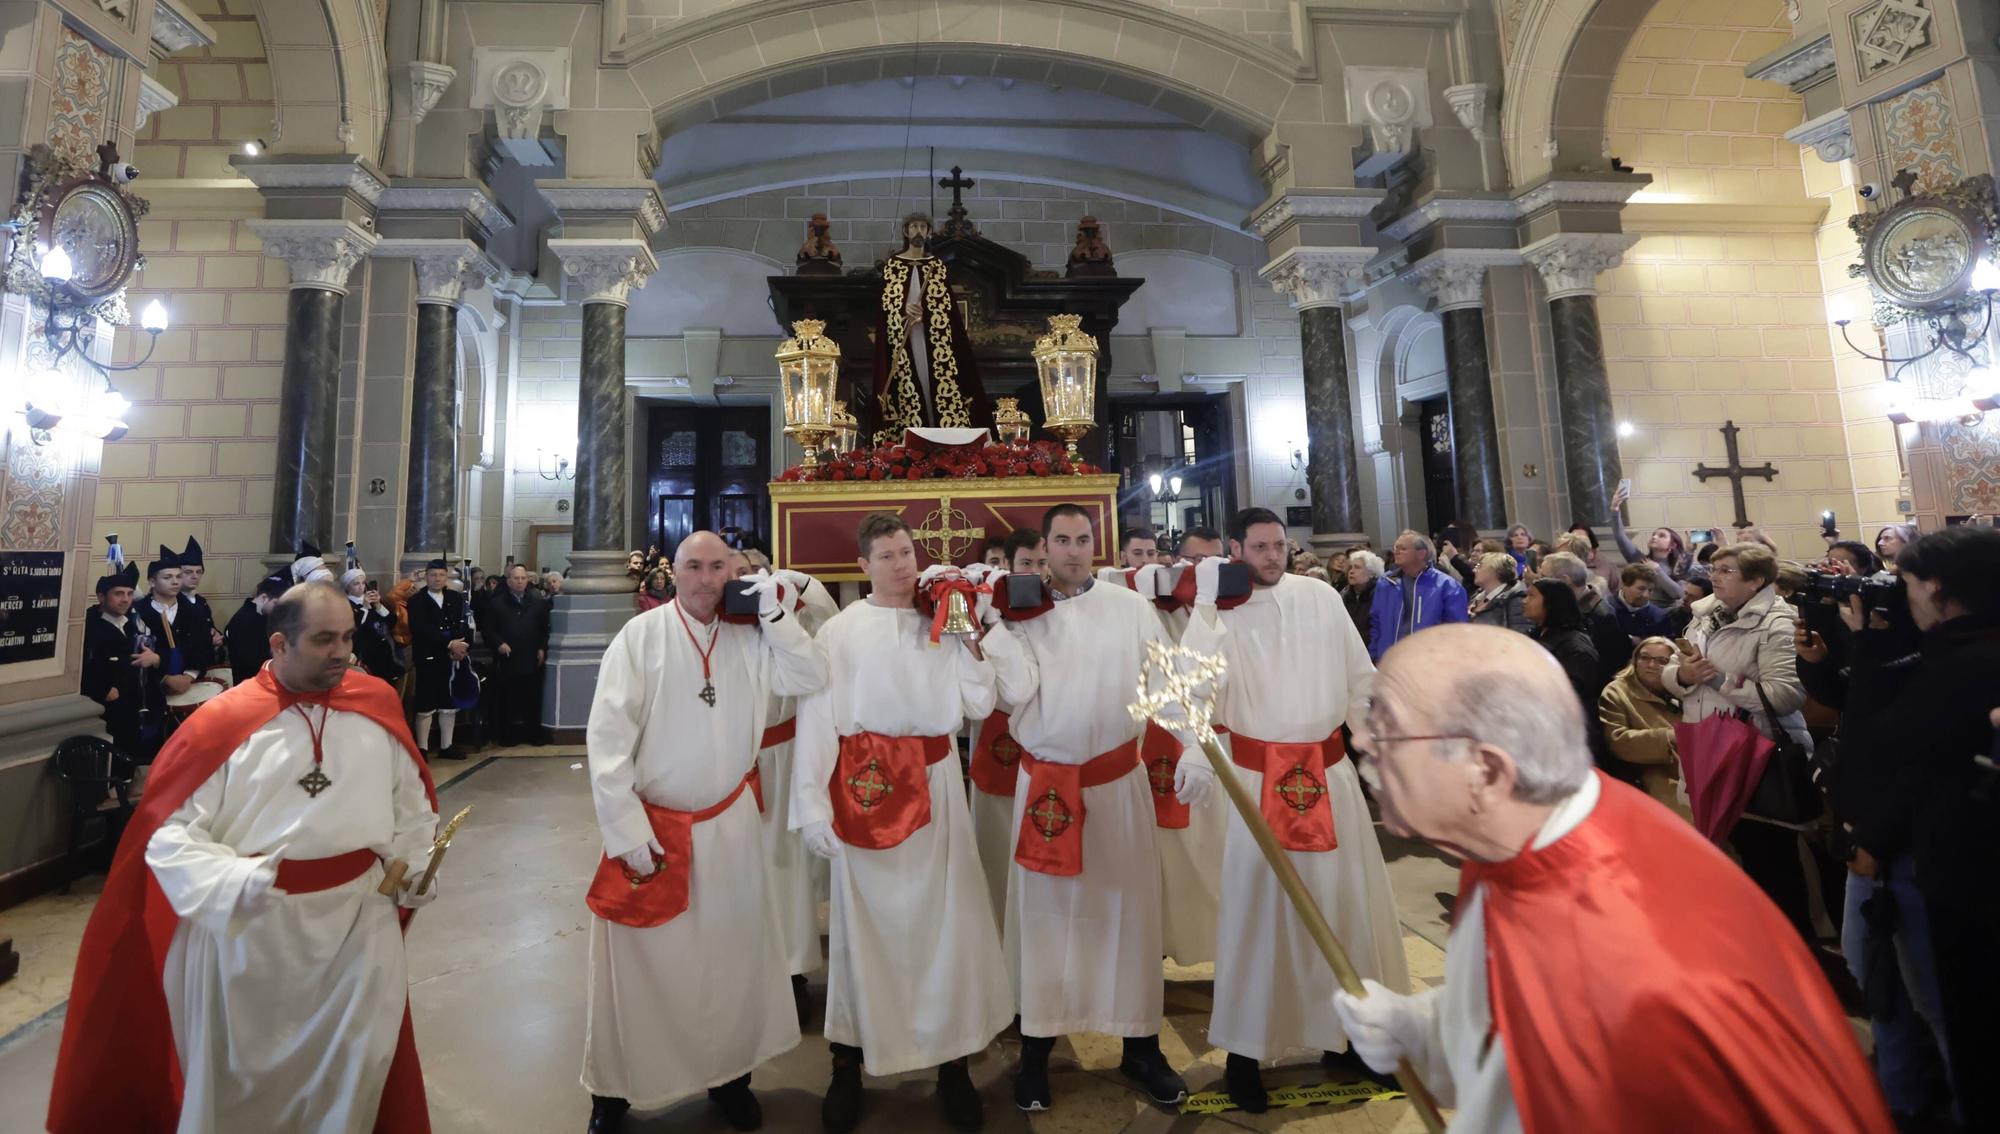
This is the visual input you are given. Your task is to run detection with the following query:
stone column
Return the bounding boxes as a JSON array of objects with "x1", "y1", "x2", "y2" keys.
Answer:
[
  {"x1": 541, "y1": 239, "x2": 658, "y2": 738},
  {"x1": 1263, "y1": 248, "x2": 1372, "y2": 550},
  {"x1": 1408, "y1": 253, "x2": 1508, "y2": 529},
  {"x1": 376, "y1": 240, "x2": 498, "y2": 572},
  {"x1": 1522, "y1": 234, "x2": 1637, "y2": 528},
  {"x1": 249, "y1": 220, "x2": 379, "y2": 557}
]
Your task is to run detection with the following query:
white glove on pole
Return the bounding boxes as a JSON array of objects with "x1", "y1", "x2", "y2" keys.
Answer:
[
  {"x1": 619, "y1": 838, "x2": 665, "y2": 876},
  {"x1": 1332, "y1": 979, "x2": 1428, "y2": 1076},
  {"x1": 397, "y1": 861, "x2": 441, "y2": 909},
  {"x1": 976, "y1": 571, "x2": 1005, "y2": 625},
  {"x1": 1095, "y1": 566, "x2": 1127, "y2": 586},
  {"x1": 917, "y1": 564, "x2": 959, "y2": 591},
  {"x1": 740, "y1": 569, "x2": 789, "y2": 619},
  {"x1": 1194, "y1": 556, "x2": 1225, "y2": 606},
  {"x1": 1173, "y1": 753, "x2": 1216, "y2": 806},
  {"x1": 801, "y1": 820, "x2": 842, "y2": 861},
  {"x1": 1132, "y1": 562, "x2": 1166, "y2": 597},
  {"x1": 961, "y1": 562, "x2": 997, "y2": 587}
]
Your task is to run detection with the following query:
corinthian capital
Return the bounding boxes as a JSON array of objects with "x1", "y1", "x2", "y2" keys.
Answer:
[
  {"x1": 1404, "y1": 250, "x2": 1521, "y2": 313},
  {"x1": 1521, "y1": 233, "x2": 1638, "y2": 301},
  {"x1": 373, "y1": 238, "x2": 500, "y2": 306},
  {"x1": 249, "y1": 219, "x2": 380, "y2": 295},
  {"x1": 548, "y1": 239, "x2": 659, "y2": 306},
  {"x1": 1258, "y1": 247, "x2": 1374, "y2": 310}
]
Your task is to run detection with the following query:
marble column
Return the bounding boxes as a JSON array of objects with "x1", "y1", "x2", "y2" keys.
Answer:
[
  {"x1": 1523, "y1": 234, "x2": 1636, "y2": 528},
  {"x1": 541, "y1": 240, "x2": 657, "y2": 738},
  {"x1": 250, "y1": 220, "x2": 378, "y2": 557},
  {"x1": 1263, "y1": 248, "x2": 1372, "y2": 548},
  {"x1": 1409, "y1": 254, "x2": 1507, "y2": 528},
  {"x1": 386, "y1": 242, "x2": 496, "y2": 572}
]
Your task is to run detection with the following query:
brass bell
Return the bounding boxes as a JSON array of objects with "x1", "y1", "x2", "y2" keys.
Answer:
[{"x1": 940, "y1": 588, "x2": 979, "y2": 637}]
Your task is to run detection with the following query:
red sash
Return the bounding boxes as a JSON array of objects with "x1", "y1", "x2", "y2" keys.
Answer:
[
  {"x1": 831, "y1": 732, "x2": 952, "y2": 850},
  {"x1": 273, "y1": 848, "x2": 380, "y2": 893},
  {"x1": 586, "y1": 768, "x2": 761, "y2": 928},
  {"x1": 1231, "y1": 731, "x2": 1343, "y2": 852},
  {"x1": 968, "y1": 711, "x2": 1026, "y2": 797},
  {"x1": 759, "y1": 717, "x2": 796, "y2": 749},
  {"x1": 1013, "y1": 739, "x2": 1141, "y2": 876},
  {"x1": 1140, "y1": 721, "x2": 1191, "y2": 829}
]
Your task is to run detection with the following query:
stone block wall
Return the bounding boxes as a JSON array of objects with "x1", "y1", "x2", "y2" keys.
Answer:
[{"x1": 621, "y1": 0, "x2": 1299, "y2": 54}]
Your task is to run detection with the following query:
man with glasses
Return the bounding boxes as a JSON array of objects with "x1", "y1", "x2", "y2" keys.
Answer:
[
  {"x1": 1181, "y1": 508, "x2": 1407, "y2": 1113},
  {"x1": 1332, "y1": 624, "x2": 1890, "y2": 1132}
]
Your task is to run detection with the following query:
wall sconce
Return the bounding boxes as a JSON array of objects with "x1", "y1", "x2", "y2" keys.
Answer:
[
  {"x1": 537, "y1": 449, "x2": 574, "y2": 481},
  {"x1": 1288, "y1": 440, "x2": 1306, "y2": 471}
]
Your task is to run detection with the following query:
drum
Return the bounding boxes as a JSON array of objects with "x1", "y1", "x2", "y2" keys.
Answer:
[
  {"x1": 201, "y1": 666, "x2": 234, "y2": 689},
  {"x1": 164, "y1": 674, "x2": 227, "y2": 719}
]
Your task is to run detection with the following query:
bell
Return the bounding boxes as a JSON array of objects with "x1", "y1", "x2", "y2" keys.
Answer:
[{"x1": 941, "y1": 588, "x2": 979, "y2": 637}]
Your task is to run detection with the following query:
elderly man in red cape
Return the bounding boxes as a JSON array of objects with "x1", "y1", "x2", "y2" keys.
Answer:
[
  {"x1": 1329, "y1": 623, "x2": 1890, "y2": 1133},
  {"x1": 48, "y1": 580, "x2": 439, "y2": 1134}
]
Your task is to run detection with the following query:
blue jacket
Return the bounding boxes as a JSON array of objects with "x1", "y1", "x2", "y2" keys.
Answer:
[
  {"x1": 1610, "y1": 593, "x2": 1672, "y2": 641},
  {"x1": 1368, "y1": 565, "x2": 1470, "y2": 660}
]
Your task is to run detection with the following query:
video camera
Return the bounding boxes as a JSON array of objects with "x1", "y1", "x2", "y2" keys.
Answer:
[{"x1": 1798, "y1": 568, "x2": 1906, "y2": 621}]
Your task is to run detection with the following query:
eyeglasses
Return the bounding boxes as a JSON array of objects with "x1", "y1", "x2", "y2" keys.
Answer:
[
  {"x1": 1708, "y1": 564, "x2": 1741, "y2": 578},
  {"x1": 1635, "y1": 654, "x2": 1673, "y2": 665},
  {"x1": 1350, "y1": 732, "x2": 1477, "y2": 762}
]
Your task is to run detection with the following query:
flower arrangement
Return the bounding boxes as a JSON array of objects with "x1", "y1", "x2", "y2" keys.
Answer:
[{"x1": 777, "y1": 439, "x2": 1100, "y2": 482}]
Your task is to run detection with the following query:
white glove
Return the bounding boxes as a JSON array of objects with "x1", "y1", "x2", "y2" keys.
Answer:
[
  {"x1": 975, "y1": 573, "x2": 1004, "y2": 625},
  {"x1": 801, "y1": 820, "x2": 842, "y2": 861},
  {"x1": 961, "y1": 562, "x2": 999, "y2": 587},
  {"x1": 398, "y1": 863, "x2": 441, "y2": 909},
  {"x1": 618, "y1": 838, "x2": 665, "y2": 877},
  {"x1": 1132, "y1": 562, "x2": 1166, "y2": 597},
  {"x1": 1194, "y1": 556, "x2": 1225, "y2": 606},
  {"x1": 1332, "y1": 979, "x2": 1428, "y2": 1076},
  {"x1": 1173, "y1": 754, "x2": 1215, "y2": 806},
  {"x1": 740, "y1": 570, "x2": 789, "y2": 620},
  {"x1": 917, "y1": 564, "x2": 960, "y2": 591}
]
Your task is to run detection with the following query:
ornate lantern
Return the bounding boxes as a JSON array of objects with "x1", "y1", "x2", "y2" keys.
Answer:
[
  {"x1": 1032, "y1": 314, "x2": 1097, "y2": 468},
  {"x1": 830, "y1": 399, "x2": 858, "y2": 454},
  {"x1": 992, "y1": 396, "x2": 1031, "y2": 447},
  {"x1": 776, "y1": 318, "x2": 840, "y2": 474}
]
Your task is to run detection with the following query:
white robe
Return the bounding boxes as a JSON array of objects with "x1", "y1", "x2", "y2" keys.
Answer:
[
  {"x1": 582, "y1": 601, "x2": 827, "y2": 1108},
  {"x1": 792, "y1": 601, "x2": 1016, "y2": 1076},
  {"x1": 1153, "y1": 598, "x2": 1224, "y2": 965},
  {"x1": 990, "y1": 583, "x2": 1166, "y2": 1037},
  {"x1": 757, "y1": 578, "x2": 841, "y2": 976},
  {"x1": 1396, "y1": 774, "x2": 1598, "y2": 1133},
  {"x1": 147, "y1": 706, "x2": 437, "y2": 1134},
  {"x1": 1182, "y1": 574, "x2": 1409, "y2": 1061},
  {"x1": 967, "y1": 706, "x2": 1017, "y2": 934}
]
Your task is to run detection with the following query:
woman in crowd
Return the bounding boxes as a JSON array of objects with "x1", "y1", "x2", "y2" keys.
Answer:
[
  {"x1": 1326, "y1": 550, "x2": 1350, "y2": 593},
  {"x1": 1609, "y1": 485, "x2": 1689, "y2": 603},
  {"x1": 1343, "y1": 550, "x2": 1383, "y2": 645},
  {"x1": 1467, "y1": 552, "x2": 1531, "y2": 634},
  {"x1": 1825, "y1": 540, "x2": 1881, "y2": 576},
  {"x1": 1552, "y1": 533, "x2": 1610, "y2": 595},
  {"x1": 635, "y1": 566, "x2": 673, "y2": 613},
  {"x1": 1562, "y1": 523, "x2": 1621, "y2": 592},
  {"x1": 1503, "y1": 524, "x2": 1535, "y2": 573},
  {"x1": 1289, "y1": 550, "x2": 1323, "y2": 577},
  {"x1": 1875, "y1": 523, "x2": 1918, "y2": 570},
  {"x1": 1525, "y1": 578, "x2": 1603, "y2": 722},
  {"x1": 1597, "y1": 637, "x2": 1692, "y2": 822},
  {"x1": 1662, "y1": 543, "x2": 1819, "y2": 945}
]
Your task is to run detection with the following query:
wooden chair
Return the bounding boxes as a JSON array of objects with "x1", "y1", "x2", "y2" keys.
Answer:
[{"x1": 52, "y1": 735, "x2": 137, "y2": 893}]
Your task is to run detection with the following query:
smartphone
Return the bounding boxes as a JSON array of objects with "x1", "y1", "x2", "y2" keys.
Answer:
[
  {"x1": 1674, "y1": 638, "x2": 1696, "y2": 656},
  {"x1": 1615, "y1": 477, "x2": 1632, "y2": 501},
  {"x1": 1690, "y1": 528, "x2": 1715, "y2": 545},
  {"x1": 1820, "y1": 510, "x2": 1838, "y2": 538}
]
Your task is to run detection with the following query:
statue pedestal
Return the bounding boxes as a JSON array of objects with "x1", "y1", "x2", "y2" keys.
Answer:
[{"x1": 540, "y1": 550, "x2": 635, "y2": 743}]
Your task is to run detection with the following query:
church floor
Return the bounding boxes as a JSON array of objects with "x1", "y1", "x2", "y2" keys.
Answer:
[{"x1": 0, "y1": 755, "x2": 1465, "y2": 1133}]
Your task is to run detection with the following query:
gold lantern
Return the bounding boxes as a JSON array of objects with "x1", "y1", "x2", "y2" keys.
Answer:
[
  {"x1": 830, "y1": 399, "x2": 858, "y2": 454},
  {"x1": 1032, "y1": 313, "x2": 1097, "y2": 469},
  {"x1": 776, "y1": 319, "x2": 841, "y2": 473},
  {"x1": 992, "y1": 396, "x2": 1031, "y2": 447}
]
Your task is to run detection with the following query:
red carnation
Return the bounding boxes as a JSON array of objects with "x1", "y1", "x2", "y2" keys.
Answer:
[{"x1": 869, "y1": 467, "x2": 886, "y2": 481}]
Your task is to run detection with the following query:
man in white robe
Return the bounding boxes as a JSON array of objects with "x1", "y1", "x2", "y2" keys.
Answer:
[
  {"x1": 966, "y1": 527, "x2": 1048, "y2": 931},
  {"x1": 1181, "y1": 507, "x2": 1409, "y2": 1113},
  {"x1": 49, "y1": 580, "x2": 440, "y2": 1134},
  {"x1": 793, "y1": 512, "x2": 1017, "y2": 1134},
  {"x1": 731, "y1": 550, "x2": 840, "y2": 1024},
  {"x1": 581, "y1": 532, "x2": 827, "y2": 1133},
  {"x1": 989, "y1": 505, "x2": 1206, "y2": 1114}
]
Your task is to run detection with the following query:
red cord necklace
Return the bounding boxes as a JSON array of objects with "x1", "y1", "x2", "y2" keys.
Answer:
[
  {"x1": 292, "y1": 703, "x2": 333, "y2": 797},
  {"x1": 675, "y1": 601, "x2": 721, "y2": 707}
]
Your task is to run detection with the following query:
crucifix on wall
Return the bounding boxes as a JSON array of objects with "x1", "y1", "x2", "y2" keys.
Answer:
[
  {"x1": 1692, "y1": 420, "x2": 1778, "y2": 529},
  {"x1": 938, "y1": 165, "x2": 978, "y2": 239}
]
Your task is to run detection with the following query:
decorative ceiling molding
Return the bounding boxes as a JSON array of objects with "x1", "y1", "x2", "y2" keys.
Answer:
[
  {"x1": 539, "y1": 181, "x2": 670, "y2": 237},
  {"x1": 471, "y1": 47, "x2": 570, "y2": 167},
  {"x1": 1443, "y1": 83, "x2": 1490, "y2": 141},
  {"x1": 376, "y1": 182, "x2": 515, "y2": 234},
  {"x1": 1744, "y1": 27, "x2": 1837, "y2": 91},
  {"x1": 1376, "y1": 195, "x2": 1520, "y2": 243},
  {"x1": 136, "y1": 73, "x2": 177, "y2": 131},
  {"x1": 402, "y1": 62, "x2": 456, "y2": 127},
  {"x1": 1786, "y1": 109, "x2": 1855, "y2": 164},
  {"x1": 1345, "y1": 66, "x2": 1431, "y2": 178},
  {"x1": 1249, "y1": 191, "x2": 1385, "y2": 239},
  {"x1": 231, "y1": 155, "x2": 389, "y2": 205},
  {"x1": 1258, "y1": 246, "x2": 1376, "y2": 310},
  {"x1": 149, "y1": 0, "x2": 215, "y2": 55},
  {"x1": 1511, "y1": 175, "x2": 1649, "y2": 216}
]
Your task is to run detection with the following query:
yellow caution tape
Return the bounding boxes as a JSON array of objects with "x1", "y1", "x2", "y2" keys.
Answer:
[{"x1": 1182, "y1": 1079, "x2": 1405, "y2": 1115}]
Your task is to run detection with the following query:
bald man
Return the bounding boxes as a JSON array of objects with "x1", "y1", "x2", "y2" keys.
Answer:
[
  {"x1": 1335, "y1": 625, "x2": 1892, "y2": 1133},
  {"x1": 582, "y1": 532, "x2": 828, "y2": 1133}
]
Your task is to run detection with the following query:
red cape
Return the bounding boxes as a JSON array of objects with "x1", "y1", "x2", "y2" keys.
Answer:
[
  {"x1": 1460, "y1": 774, "x2": 1891, "y2": 1134},
  {"x1": 47, "y1": 667, "x2": 437, "y2": 1134}
]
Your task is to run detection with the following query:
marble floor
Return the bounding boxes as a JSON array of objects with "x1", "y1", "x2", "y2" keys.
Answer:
[{"x1": 0, "y1": 754, "x2": 1465, "y2": 1134}]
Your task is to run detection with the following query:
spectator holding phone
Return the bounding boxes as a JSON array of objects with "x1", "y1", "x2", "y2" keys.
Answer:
[{"x1": 1609, "y1": 484, "x2": 1689, "y2": 603}]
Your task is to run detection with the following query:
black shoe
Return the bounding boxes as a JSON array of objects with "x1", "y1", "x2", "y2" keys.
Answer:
[
  {"x1": 438, "y1": 745, "x2": 467, "y2": 761},
  {"x1": 1322, "y1": 1047, "x2": 1396, "y2": 1088},
  {"x1": 587, "y1": 1095, "x2": 629, "y2": 1134},
  {"x1": 937, "y1": 1059, "x2": 984, "y2": 1132},
  {"x1": 708, "y1": 1074, "x2": 763, "y2": 1131},
  {"x1": 1224, "y1": 1053, "x2": 1267, "y2": 1114},
  {"x1": 1012, "y1": 1046, "x2": 1051, "y2": 1113},
  {"x1": 822, "y1": 1048, "x2": 863, "y2": 1134},
  {"x1": 1119, "y1": 1039, "x2": 1187, "y2": 1107},
  {"x1": 792, "y1": 973, "x2": 812, "y2": 1030}
]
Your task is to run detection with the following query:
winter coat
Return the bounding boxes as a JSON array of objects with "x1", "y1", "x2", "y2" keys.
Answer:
[
  {"x1": 1610, "y1": 592, "x2": 1673, "y2": 642},
  {"x1": 1367, "y1": 566, "x2": 1469, "y2": 660},
  {"x1": 1344, "y1": 579, "x2": 1375, "y2": 648},
  {"x1": 1597, "y1": 667, "x2": 1693, "y2": 821},
  {"x1": 1468, "y1": 581, "x2": 1532, "y2": 634},
  {"x1": 1662, "y1": 586, "x2": 1810, "y2": 752}
]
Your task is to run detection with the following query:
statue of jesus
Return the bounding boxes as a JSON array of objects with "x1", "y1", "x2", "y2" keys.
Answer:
[{"x1": 872, "y1": 213, "x2": 990, "y2": 444}]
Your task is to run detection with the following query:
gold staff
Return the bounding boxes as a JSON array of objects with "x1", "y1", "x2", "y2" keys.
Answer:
[
  {"x1": 1131, "y1": 641, "x2": 1447, "y2": 1133},
  {"x1": 378, "y1": 804, "x2": 474, "y2": 900}
]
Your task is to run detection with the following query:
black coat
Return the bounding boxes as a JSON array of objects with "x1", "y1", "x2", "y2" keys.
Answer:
[
  {"x1": 1344, "y1": 580, "x2": 1375, "y2": 647},
  {"x1": 134, "y1": 595, "x2": 212, "y2": 676},
  {"x1": 178, "y1": 593, "x2": 218, "y2": 671},
  {"x1": 405, "y1": 588, "x2": 471, "y2": 711},
  {"x1": 225, "y1": 600, "x2": 269, "y2": 685},
  {"x1": 81, "y1": 607, "x2": 144, "y2": 750},
  {"x1": 350, "y1": 598, "x2": 402, "y2": 681},
  {"x1": 1579, "y1": 592, "x2": 1633, "y2": 685},
  {"x1": 482, "y1": 589, "x2": 550, "y2": 676}
]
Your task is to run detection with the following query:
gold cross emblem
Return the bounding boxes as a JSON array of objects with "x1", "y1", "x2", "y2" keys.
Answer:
[
  {"x1": 845, "y1": 759, "x2": 893, "y2": 810},
  {"x1": 1275, "y1": 763, "x2": 1326, "y2": 813},
  {"x1": 990, "y1": 734, "x2": 1022, "y2": 768},
  {"x1": 1147, "y1": 755, "x2": 1177, "y2": 798},
  {"x1": 1028, "y1": 788, "x2": 1074, "y2": 841},
  {"x1": 912, "y1": 496, "x2": 986, "y2": 562}
]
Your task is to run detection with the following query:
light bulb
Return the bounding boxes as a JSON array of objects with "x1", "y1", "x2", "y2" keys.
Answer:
[
  {"x1": 1169, "y1": 475, "x2": 1184, "y2": 496},
  {"x1": 1148, "y1": 472, "x2": 1163, "y2": 494},
  {"x1": 1968, "y1": 366, "x2": 1999, "y2": 398},
  {"x1": 1826, "y1": 295, "x2": 1855, "y2": 326},
  {"x1": 40, "y1": 245, "x2": 72, "y2": 283},
  {"x1": 1616, "y1": 421, "x2": 1635, "y2": 439},
  {"x1": 140, "y1": 299, "x2": 168, "y2": 332},
  {"x1": 1971, "y1": 258, "x2": 2000, "y2": 293},
  {"x1": 243, "y1": 141, "x2": 260, "y2": 156}
]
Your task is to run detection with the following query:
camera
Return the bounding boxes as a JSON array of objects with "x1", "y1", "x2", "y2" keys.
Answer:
[
  {"x1": 1799, "y1": 568, "x2": 1906, "y2": 618},
  {"x1": 108, "y1": 162, "x2": 138, "y2": 184},
  {"x1": 1858, "y1": 182, "x2": 1882, "y2": 201}
]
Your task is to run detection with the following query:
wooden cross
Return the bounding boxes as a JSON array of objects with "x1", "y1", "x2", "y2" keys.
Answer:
[
  {"x1": 1692, "y1": 420, "x2": 1778, "y2": 529},
  {"x1": 1276, "y1": 764, "x2": 1325, "y2": 813},
  {"x1": 938, "y1": 165, "x2": 975, "y2": 210},
  {"x1": 845, "y1": 760, "x2": 892, "y2": 810}
]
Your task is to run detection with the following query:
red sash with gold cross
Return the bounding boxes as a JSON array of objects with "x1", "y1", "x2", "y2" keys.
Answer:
[
  {"x1": 1229, "y1": 731, "x2": 1343, "y2": 852},
  {"x1": 830, "y1": 731, "x2": 953, "y2": 850}
]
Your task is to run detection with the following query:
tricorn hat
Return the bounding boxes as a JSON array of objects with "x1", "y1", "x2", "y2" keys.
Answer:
[
  {"x1": 179, "y1": 536, "x2": 204, "y2": 566},
  {"x1": 96, "y1": 562, "x2": 139, "y2": 594}
]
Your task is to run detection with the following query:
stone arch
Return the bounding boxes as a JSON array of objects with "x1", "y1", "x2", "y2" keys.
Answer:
[
  {"x1": 1502, "y1": 0, "x2": 1658, "y2": 187},
  {"x1": 618, "y1": 0, "x2": 1296, "y2": 143},
  {"x1": 1365, "y1": 302, "x2": 1442, "y2": 535},
  {"x1": 250, "y1": 0, "x2": 391, "y2": 158}
]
